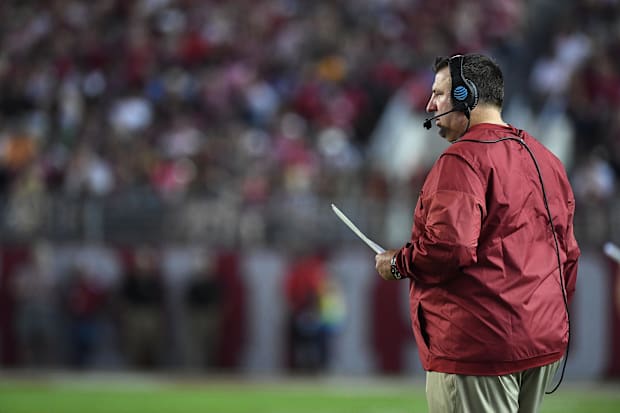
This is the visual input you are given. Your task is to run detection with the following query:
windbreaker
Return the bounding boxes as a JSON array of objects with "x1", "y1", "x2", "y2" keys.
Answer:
[{"x1": 394, "y1": 123, "x2": 580, "y2": 375}]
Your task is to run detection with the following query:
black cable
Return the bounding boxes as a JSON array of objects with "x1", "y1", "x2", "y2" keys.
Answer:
[
  {"x1": 460, "y1": 107, "x2": 472, "y2": 138},
  {"x1": 456, "y1": 135, "x2": 570, "y2": 394}
]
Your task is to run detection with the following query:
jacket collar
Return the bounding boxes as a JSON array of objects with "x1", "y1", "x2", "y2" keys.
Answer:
[{"x1": 460, "y1": 122, "x2": 522, "y2": 139}]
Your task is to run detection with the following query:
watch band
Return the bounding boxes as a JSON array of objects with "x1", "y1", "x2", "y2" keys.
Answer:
[{"x1": 390, "y1": 254, "x2": 402, "y2": 280}]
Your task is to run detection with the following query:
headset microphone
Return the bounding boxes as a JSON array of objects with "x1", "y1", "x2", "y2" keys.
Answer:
[{"x1": 423, "y1": 108, "x2": 460, "y2": 129}]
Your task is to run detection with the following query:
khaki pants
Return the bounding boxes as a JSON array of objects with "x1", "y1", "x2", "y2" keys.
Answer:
[{"x1": 426, "y1": 360, "x2": 562, "y2": 413}]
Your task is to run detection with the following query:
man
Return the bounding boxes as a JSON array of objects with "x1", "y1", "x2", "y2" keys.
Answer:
[{"x1": 375, "y1": 54, "x2": 580, "y2": 413}]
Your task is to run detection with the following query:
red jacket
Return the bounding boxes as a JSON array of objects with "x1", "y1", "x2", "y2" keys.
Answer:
[{"x1": 394, "y1": 123, "x2": 580, "y2": 375}]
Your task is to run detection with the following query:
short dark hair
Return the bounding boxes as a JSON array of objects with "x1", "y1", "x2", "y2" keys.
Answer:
[{"x1": 433, "y1": 54, "x2": 504, "y2": 108}]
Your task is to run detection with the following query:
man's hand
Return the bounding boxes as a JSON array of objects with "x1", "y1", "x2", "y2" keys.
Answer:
[{"x1": 375, "y1": 249, "x2": 400, "y2": 281}]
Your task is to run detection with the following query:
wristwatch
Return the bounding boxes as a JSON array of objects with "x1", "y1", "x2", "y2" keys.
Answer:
[{"x1": 390, "y1": 254, "x2": 402, "y2": 280}]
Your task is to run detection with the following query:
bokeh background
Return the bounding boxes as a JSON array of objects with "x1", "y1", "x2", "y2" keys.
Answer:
[{"x1": 0, "y1": 0, "x2": 619, "y2": 387}]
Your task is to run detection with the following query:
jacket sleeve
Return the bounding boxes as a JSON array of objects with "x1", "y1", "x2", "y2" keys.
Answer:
[{"x1": 397, "y1": 154, "x2": 486, "y2": 284}]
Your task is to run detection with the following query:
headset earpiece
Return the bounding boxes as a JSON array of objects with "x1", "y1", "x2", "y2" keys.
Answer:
[{"x1": 448, "y1": 55, "x2": 479, "y2": 113}]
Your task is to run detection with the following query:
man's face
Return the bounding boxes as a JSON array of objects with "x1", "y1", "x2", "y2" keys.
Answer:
[{"x1": 425, "y1": 67, "x2": 467, "y2": 142}]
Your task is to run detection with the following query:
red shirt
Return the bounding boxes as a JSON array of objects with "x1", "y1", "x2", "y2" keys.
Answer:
[{"x1": 395, "y1": 123, "x2": 580, "y2": 375}]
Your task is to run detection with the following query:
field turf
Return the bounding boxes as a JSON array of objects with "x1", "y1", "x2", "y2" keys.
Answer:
[{"x1": 0, "y1": 373, "x2": 618, "y2": 413}]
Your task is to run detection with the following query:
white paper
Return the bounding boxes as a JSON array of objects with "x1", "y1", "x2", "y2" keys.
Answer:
[{"x1": 331, "y1": 204, "x2": 385, "y2": 254}]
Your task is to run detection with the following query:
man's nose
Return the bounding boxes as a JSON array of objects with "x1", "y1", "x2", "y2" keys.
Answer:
[{"x1": 425, "y1": 98, "x2": 436, "y2": 114}]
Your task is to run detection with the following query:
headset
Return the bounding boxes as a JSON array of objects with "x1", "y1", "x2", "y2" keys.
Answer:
[
  {"x1": 448, "y1": 54, "x2": 479, "y2": 116},
  {"x1": 423, "y1": 54, "x2": 479, "y2": 129}
]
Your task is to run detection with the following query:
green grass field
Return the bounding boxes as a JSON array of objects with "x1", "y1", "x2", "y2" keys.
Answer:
[{"x1": 0, "y1": 373, "x2": 618, "y2": 413}]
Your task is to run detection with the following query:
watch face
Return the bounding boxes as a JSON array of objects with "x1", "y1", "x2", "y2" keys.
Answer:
[{"x1": 390, "y1": 258, "x2": 402, "y2": 280}]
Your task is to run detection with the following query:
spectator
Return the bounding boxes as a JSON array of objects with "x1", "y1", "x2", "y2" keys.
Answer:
[
  {"x1": 11, "y1": 244, "x2": 57, "y2": 367},
  {"x1": 117, "y1": 246, "x2": 166, "y2": 369},
  {"x1": 283, "y1": 252, "x2": 343, "y2": 373},
  {"x1": 61, "y1": 264, "x2": 107, "y2": 368},
  {"x1": 182, "y1": 254, "x2": 222, "y2": 370}
]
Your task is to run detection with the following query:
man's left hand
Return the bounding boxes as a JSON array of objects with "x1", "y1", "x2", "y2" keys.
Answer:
[{"x1": 375, "y1": 249, "x2": 400, "y2": 281}]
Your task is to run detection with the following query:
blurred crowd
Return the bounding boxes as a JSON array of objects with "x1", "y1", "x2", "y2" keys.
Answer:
[
  {"x1": 0, "y1": 1, "x2": 537, "y2": 231},
  {"x1": 0, "y1": 0, "x2": 617, "y2": 245},
  {"x1": 1, "y1": 0, "x2": 620, "y2": 371}
]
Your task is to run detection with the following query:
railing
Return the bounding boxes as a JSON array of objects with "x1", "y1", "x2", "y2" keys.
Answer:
[{"x1": 0, "y1": 190, "x2": 617, "y2": 250}]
